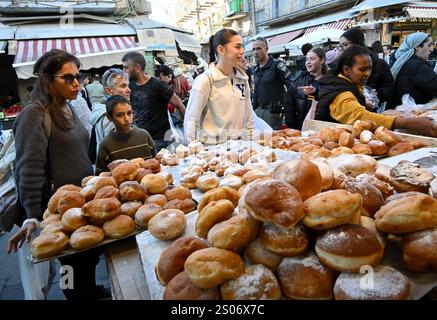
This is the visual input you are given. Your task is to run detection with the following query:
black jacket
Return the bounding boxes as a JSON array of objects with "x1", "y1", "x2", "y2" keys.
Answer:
[
  {"x1": 284, "y1": 70, "x2": 316, "y2": 130},
  {"x1": 316, "y1": 75, "x2": 366, "y2": 123},
  {"x1": 366, "y1": 53, "x2": 395, "y2": 105},
  {"x1": 394, "y1": 55, "x2": 437, "y2": 106}
]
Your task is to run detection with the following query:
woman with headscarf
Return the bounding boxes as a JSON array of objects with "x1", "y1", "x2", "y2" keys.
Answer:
[
  {"x1": 391, "y1": 32, "x2": 437, "y2": 106},
  {"x1": 340, "y1": 28, "x2": 394, "y2": 107}
]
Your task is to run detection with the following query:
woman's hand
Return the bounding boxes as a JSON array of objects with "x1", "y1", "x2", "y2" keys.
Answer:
[
  {"x1": 7, "y1": 222, "x2": 36, "y2": 254},
  {"x1": 394, "y1": 117, "x2": 437, "y2": 137},
  {"x1": 298, "y1": 86, "x2": 316, "y2": 96}
]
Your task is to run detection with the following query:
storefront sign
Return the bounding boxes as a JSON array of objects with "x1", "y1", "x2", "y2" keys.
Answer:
[{"x1": 393, "y1": 18, "x2": 433, "y2": 30}]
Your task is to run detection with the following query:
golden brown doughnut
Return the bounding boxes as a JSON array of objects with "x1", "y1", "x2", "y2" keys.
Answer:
[
  {"x1": 103, "y1": 215, "x2": 135, "y2": 239},
  {"x1": 120, "y1": 201, "x2": 143, "y2": 219},
  {"x1": 195, "y1": 174, "x2": 220, "y2": 192},
  {"x1": 384, "y1": 191, "x2": 424, "y2": 204},
  {"x1": 374, "y1": 194, "x2": 437, "y2": 234},
  {"x1": 145, "y1": 194, "x2": 168, "y2": 208},
  {"x1": 111, "y1": 162, "x2": 138, "y2": 185},
  {"x1": 80, "y1": 185, "x2": 95, "y2": 202},
  {"x1": 220, "y1": 264, "x2": 281, "y2": 300},
  {"x1": 99, "y1": 172, "x2": 112, "y2": 177},
  {"x1": 311, "y1": 160, "x2": 334, "y2": 191},
  {"x1": 334, "y1": 266, "x2": 410, "y2": 300},
  {"x1": 239, "y1": 148, "x2": 257, "y2": 164},
  {"x1": 315, "y1": 224, "x2": 384, "y2": 273},
  {"x1": 244, "y1": 179, "x2": 305, "y2": 229},
  {"x1": 165, "y1": 186, "x2": 192, "y2": 201},
  {"x1": 352, "y1": 143, "x2": 372, "y2": 155},
  {"x1": 164, "y1": 198, "x2": 197, "y2": 214},
  {"x1": 219, "y1": 175, "x2": 244, "y2": 190},
  {"x1": 224, "y1": 163, "x2": 248, "y2": 177},
  {"x1": 278, "y1": 251, "x2": 337, "y2": 300},
  {"x1": 40, "y1": 220, "x2": 65, "y2": 235},
  {"x1": 47, "y1": 189, "x2": 68, "y2": 214},
  {"x1": 81, "y1": 176, "x2": 94, "y2": 188},
  {"x1": 141, "y1": 174, "x2": 168, "y2": 194},
  {"x1": 196, "y1": 199, "x2": 235, "y2": 238},
  {"x1": 331, "y1": 128, "x2": 349, "y2": 143},
  {"x1": 107, "y1": 159, "x2": 129, "y2": 171},
  {"x1": 360, "y1": 216, "x2": 386, "y2": 248},
  {"x1": 359, "y1": 130, "x2": 374, "y2": 144},
  {"x1": 135, "y1": 168, "x2": 153, "y2": 183},
  {"x1": 352, "y1": 120, "x2": 377, "y2": 138},
  {"x1": 356, "y1": 173, "x2": 394, "y2": 200},
  {"x1": 197, "y1": 149, "x2": 215, "y2": 163},
  {"x1": 198, "y1": 187, "x2": 239, "y2": 213},
  {"x1": 40, "y1": 214, "x2": 61, "y2": 230},
  {"x1": 81, "y1": 197, "x2": 121, "y2": 225},
  {"x1": 181, "y1": 171, "x2": 202, "y2": 189},
  {"x1": 184, "y1": 247, "x2": 244, "y2": 288},
  {"x1": 322, "y1": 141, "x2": 339, "y2": 150},
  {"x1": 156, "y1": 236, "x2": 208, "y2": 285},
  {"x1": 215, "y1": 159, "x2": 234, "y2": 177},
  {"x1": 61, "y1": 208, "x2": 88, "y2": 233},
  {"x1": 303, "y1": 189, "x2": 362, "y2": 230},
  {"x1": 259, "y1": 222, "x2": 310, "y2": 257},
  {"x1": 148, "y1": 209, "x2": 186, "y2": 240},
  {"x1": 156, "y1": 171, "x2": 174, "y2": 185},
  {"x1": 57, "y1": 191, "x2": 85, "y2": 215},
  {"x1": 208, "y1": 156, "x2": 224, "y2": 171},
  {"x1": 94, "y1": 185, "x2": 120, "y2": 200},
  {"x1": 345, "y1": 177, "x2": 384, "y2": 218},
  {"x1": 338, "y1": 132, "x2": 355, "y2": 148},
  {"x1": 58, "y1": 184, "x2": 82, "y2": 193},
  {"x1": 402, "y1": 227, "x2": 437, "y2": 273},
  {"x1": 163, "y1": 271, "x2": 220, "y2": 300},
  {"x1": 130, "y1": 157, "x2": 147, "y2": 169},
  {"x1": 389, "y1": 160, "x2": 435, "y2": 193},
  {"x1": 119, "y1": 181, "x2": 147, "y2": 201},
  {"x1": 244, "y1": 238, "x2": 283, "y2": 272},
  {"x1": 328, "y1": 154, "x2": 377, "y2": 177},
  {"x1": 190, "y1": 156, "x2": 209, "y2": 171},
  {"x1": 175, "y1": 144, "x2": 190, "y2": 158},
  {"x1": 367, "y1": 140, "x2": 388, "y2": 156},
  {"x1": 87, "y1": 176, "x2": 117, "y2": 193},
  {"x1": 272, "y1": 159, "x2": 322, "y2": 201},
  {"x1": 242, "y1": 170, "x2": 270, "y2": 184},
  {"x1": 31, "y1": 232, "x2": 69, "y2": 259},
  {"x1": 134, "y1": 203, "x2": 162, "y2": 228},
  {"x1": 374, "y1": 126, "x2": 402, "y2": 147},
  {"x1": 207, "y1": 211, "x2": 260, "y2": 251},
  {"x1": 69, "y1": 225, "x2": 105, "y2": 250},
  {"x1": 318, "y1": 127, "x2": 334, "y2": 142},
  {"x1": 143, "y1": 158, "x2": 161, "y2": 173},
  {"x1": 161, "y1": 152, "x2": 179, "y2": 166},
  {"x1": 331, "y1": 146, "x2": 354, "y2": 156},
  {"x1": 188, "y1": 141, "x2": 205, "y2": 154}
]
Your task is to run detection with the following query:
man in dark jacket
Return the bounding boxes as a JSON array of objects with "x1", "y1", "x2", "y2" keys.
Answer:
[{"x1": 252, "y1": 37, "x2": 293, "y2": 129}]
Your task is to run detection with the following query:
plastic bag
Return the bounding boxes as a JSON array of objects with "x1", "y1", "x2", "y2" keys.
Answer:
[
  {"x1": 364, "y1": 86, "x2": 380, "y2": 112},
  {"x1": 302, "y1": 99, "x2": 318, "y2": 132},
  {"x1": 165, "y1": 110, "x2": 186, "y2": 152},
  {"x1": 18, "y1": 220, "x2": 56, "y2": 300}
]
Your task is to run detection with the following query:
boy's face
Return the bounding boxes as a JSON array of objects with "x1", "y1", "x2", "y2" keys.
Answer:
[{"x1": 110, "y1": 102, "x2": 133, "y2": 133}]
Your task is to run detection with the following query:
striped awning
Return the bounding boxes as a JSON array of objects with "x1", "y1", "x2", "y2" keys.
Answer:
[
  {"x1": 268, "y1": 29, "x2": 304, "y2": 47},
  {"x1": 13, "y1": 36, "x2": 139, "y2": 64},
  {"x1": 405, "y1": 6, "x2": 437, "y2": 19},
  {"x1": 303, "y1": 19, "x2": 351, "y2": 35}
]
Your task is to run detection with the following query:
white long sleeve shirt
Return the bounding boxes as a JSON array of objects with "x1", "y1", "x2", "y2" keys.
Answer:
[{"x1": 184, "y1": 63, "x2": 255, "y2": 144}]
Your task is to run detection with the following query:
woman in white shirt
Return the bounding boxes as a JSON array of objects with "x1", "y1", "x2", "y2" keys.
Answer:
[{"x1": 184, "y1": 29, "x2": 255, "y2": 144}]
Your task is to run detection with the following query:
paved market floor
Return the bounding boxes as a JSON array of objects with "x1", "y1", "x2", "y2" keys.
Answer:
[{"x1": 0, "y1": 225, "x2": 110, "y2": 300}]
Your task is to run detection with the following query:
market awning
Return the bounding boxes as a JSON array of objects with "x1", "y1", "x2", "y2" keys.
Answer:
[
  {"x1": 12, "y1": 36, "x2": 146, "y2": 79},
  {"x1": 173, "y1": 31, "x2": 201, "y2": 55},
  {"x1": 348, "y1": 0, "x2": 410, "y2": 13},
  {"x1": 351, "y1": 16, "x2": 408, "y2": 27},
  {"x1": 405, "y1": 6, "x2": 437, "y2": 19},
  {"x1": 286, "y1": 28, "x2": 345, "y2": 55},
  {"x1": 303, "y1": 19, "x2": 351, "y2": 35},
  {"x1": 267, "y1": 29, "x2": 304, "y2": 54}
]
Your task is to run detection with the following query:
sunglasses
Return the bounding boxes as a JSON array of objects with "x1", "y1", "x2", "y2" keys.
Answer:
[{"x1": 53, "y1": 73, "x2": 80, "y2": 84}]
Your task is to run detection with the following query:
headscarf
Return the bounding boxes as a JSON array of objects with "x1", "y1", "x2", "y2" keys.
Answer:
[
  {"x1": 325, "y1": 47, "x2": 341, "y2": 65},
  {"x1": 390, "y1": 32, "x2": 429, "y2": 80}
]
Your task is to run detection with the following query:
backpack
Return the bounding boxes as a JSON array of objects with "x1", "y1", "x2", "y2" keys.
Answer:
[{"x1": 0, "y1": 110, "x2": 51, "y2": 232}]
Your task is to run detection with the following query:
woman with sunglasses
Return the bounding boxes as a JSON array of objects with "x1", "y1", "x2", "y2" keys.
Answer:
[
  {"x1": 8, "y1": 49, "x2": 107, "y2": 300},
  {"x1": 391, "y1": 32, "x2": 437, "y2": 106}
]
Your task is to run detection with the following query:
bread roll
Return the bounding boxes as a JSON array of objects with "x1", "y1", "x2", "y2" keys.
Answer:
[
  {"x1": 86, "y1": 176, "x2": 117, "y2": 193},
  {"x1": 315, "y1": 224, "x2": 384, "y2": 273},
  {"x1": 157, "y1": 236, "x2": 208, "y2": 285},
  {"x1": 141, "y1": 174, "x2": 168, "y2": 194},
  {"x1": 389, "y1": 160, "x2": 435, "y2": 193},
  {"x1": 134, "y1": 203, "x2": 162, "y2": 228},
  {"x1": 367, "y1": 140, "x2": 388, "y2": 156},
  {"x1": 352, "y1": 120, "x2": 377, "y2": 138},
  {"x1": 259, "y1": 222, "x2": 310, "y2": 257},
  {"x1": 103, "y1": 215, "x2": 135, "y2": 239},
  {"x1": 374, "y1": 126, "x2": 402, "y2": 147},
  {"x1": 119, "y1": 181, "x2": 147, "y2": 201},
  {"x1": 163, "y1": 271, "x2": 220, "y2": 300},
  {"x1": 402, "y1": 227, "x2": 437, "y2": 273},
  {"x1": 352, "y1": 143, "x2": 372, "y2": 155},
  {"x1": 148, "y1": 209, "x2": 186, "y2": 240},
  {"x1": 57, "y1": 191, "x2": 85, "y2": 215},
  {"x1": 244, "y1": 238, "x2": 283, "y2": 272},
  {"x1": 61, "y1": 208, "x2": 88, "y2": 233},
  {"x1": 345, "y1": 178, "x2": 384, "y2": 218},
  {"x1": 207, "y1": 211, "x2": 260, "y2": 251},
  {"x1": 184, "y1": 247, "x2": 244, "y2": 288},
  {"x1": 31, "y1": 232, "x2": 69, "y2": 259},
  {"x1": 47, "y1": 189, "x2": 70, "y2": 214},
  {"x1": 322, "y1": 141, "x2": 339, "y2": 150},
  {"x1": 145, "y1": 194, "x2": 168, "y2": 208},
  {"x1": 165, "y1": 186, "x2": 192, "y2": 201},
  {"x1": 196, "y1": 199, "x2": 235, "y2": 238},
  {"x1": 81, "y1": 176, "x2": 94, "y2": 188},
  {"x1": 143, "y1": 158, "x2": 161, "y2": 173},
  {"x1": 107, "y1": 159, "x2": 129, "y2": 171},
  {"x1": 334, "y1": 266, "x2": 410, "y2": 300},
  {"x1": 387, "y1": 142, "x2": 415, "y2": 157},
  {"x1": 318, "y1": 127, "x2": 334, "y2": 142},
  {"x1": 278, "y1": 251, "x2": 337, "y2": 300},
  {"x1": 41, "y1": 220, "x2": 65, "y2": 234},
  {"x1": 359, "y1": 130, "x2": 374, "y2": 144},
  {"x1": 111, "y1": 162, "x2": 138, "y2": 185},
  {"x1": 331, "y1": 147, "x2": 354, "y2": 156},
  {"x1": 164, "y1": 199, "x2": 196, "y2": 214},
  {"x1": 273, "y1": 159, "x2": 322, "y2": 201},
  {"x1": 156, "y1": 171, "x2": 173, "y2": 185},
  {"x1": 80, "y1": 185, "x2": 95, "y2": 202},
  {"x1": 356, "y1": 173, "x2": 394, "y2": 200},
  {"x1": 244, "y1": 179, "x2": 305, "y2": 229},
  {"x1": 374, "y1": 194, "x2": 437, "y2": 234},
  {"x1": 130, "y1": 157, "x2": 147, "y2": 168},
  {"x1": 196, "y1": 174, "x2": 220, "y2": 192},
  {"x1": 40, "y1": 214, "x2": 61, "y2": 230},
  {"x1": 220, "y1": 264, "x2": 281, "y2": 300},
  {"x1": 69, "y1": 225, "x2": 105, "y2": 250},
  {"x1": 81, "y1": 197, "x2": 121, "y2": 225},
  {"x1": 338, "y1": 132, "x2": 354, "y2": 148},
  {"x1": 303, "y1": 189, "x2": 362, "y2": 230},
  {"x1": 198, "y1": 187, "x2": 239, "y2": 213},
  {"x1": 120, "y1": 201, "x2": 142, "y2": 219},
  {"x1": 94, "y1": 185, "x2": 120, "y2": 200}
]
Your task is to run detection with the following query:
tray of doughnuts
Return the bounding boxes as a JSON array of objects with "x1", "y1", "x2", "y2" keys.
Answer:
[
  {"x1": 30, "y1": 157, "x2": 197, "y2": 263},
  {"x1": 136, "y1": 157, "x2": 437, "y2": 300}
]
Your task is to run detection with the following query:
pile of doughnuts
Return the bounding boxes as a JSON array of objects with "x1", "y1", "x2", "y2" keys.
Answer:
[
  {"x1": 32, "y1": 157, "x2": 197, "y2": 260},
  {"x1": 271, "y1": 120, "x2": 428, "y2": 158},
  {"x1": 154, "y1": 155, "x2": 437, "y2": 300}
]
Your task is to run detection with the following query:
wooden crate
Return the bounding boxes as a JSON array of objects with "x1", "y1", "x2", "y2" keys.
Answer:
[{"x1": 304, "y1": 119, "x2": 437, "y2": 147}]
